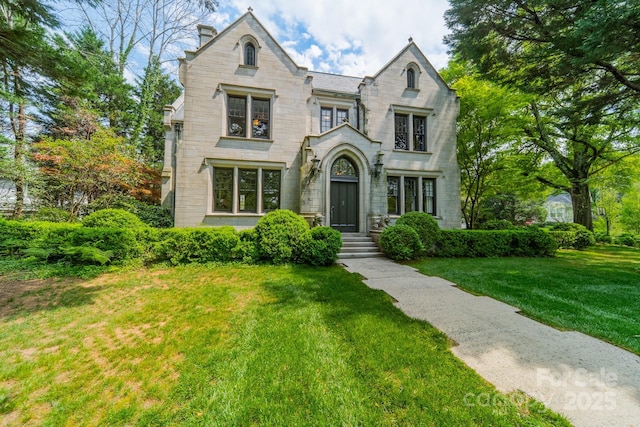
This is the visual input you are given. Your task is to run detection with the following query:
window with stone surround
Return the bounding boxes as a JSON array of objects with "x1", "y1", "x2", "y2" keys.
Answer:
[
  {"x1": 393, "y1": 105, "x2": 431, "y2": 152},
  {"x1": 226, "y1": 91, "x2": 272, "y2": 140},
  {"x1": 212, "y1": 165, "x2": 281, "y2": 214},
  {"x1": 387, "y1": 175, "x2": 437, "y2": 216},
  {"x1": 320, "y1": 106, "x2": 349, "y2": 133}
]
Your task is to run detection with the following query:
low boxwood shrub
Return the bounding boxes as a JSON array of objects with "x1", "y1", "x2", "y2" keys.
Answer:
[
  {"x1": 24, "y1": 223, "x2": 139, "y2": 265},
  {"x1": 436, "y1": 228, "x2": 557, "y2": 258},
  {"x1": 396, "y1": 212, "x2": 441, "y2": 255},
  {"x1": 87, "y1": 195, "x2": 174, "y2": 228},
  {"x1": 231, "y1": 229, "x2": 259, "y2": 264},
  {"x1": 254, "y1": 210, "x2": 310, "y2": 264},
  {"x1": 548, "y1": 223, "x2": 595, "y2": 249},
  {"x1": 151, "y1": 227, "x2": 240, "y2": 265},
  {"x1": 613, "y1": 233, "x2": 639, "y2": 247},
  {"x1": 0, "y1": 219, "x2": 50, "y2": 257},
  {"x1": 380, "y1": 224, "x2": 425, "y2": 261},
  {"x1": 594, "y1": 232, "x2": 613, "y2": 244},
  {"x1": 83, "y1": 208, "x2": 146, "y2": 229},
  {"x1": 302, "y1": 226, "x2": 342, "y2": 266}
]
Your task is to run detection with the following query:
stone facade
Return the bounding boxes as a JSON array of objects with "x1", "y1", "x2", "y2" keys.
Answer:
[{"x1": 162, "y1": 11, "x2": 461, "y2": 231}]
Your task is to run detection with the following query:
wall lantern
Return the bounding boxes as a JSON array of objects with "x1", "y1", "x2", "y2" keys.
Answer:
[
  {"x1": 374, "y1": 152, "x2": 384, "y2": 178},
  {"x1": 311, "y1": 155, "x2": 322, "y2": 175}
]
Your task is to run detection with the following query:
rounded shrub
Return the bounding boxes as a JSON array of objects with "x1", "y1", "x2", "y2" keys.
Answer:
[
  {"x1": 476, "y1": 219, "x2": 515, "y2": 230},
  {"x1": 82, "y1": 208, "x2": 146, "y2": 229},
  {"x1": 396, "y1": 212, "x2": 441, "y2": 255},
  {"x1": 254, "y1": 210, "x2": 310, "y2": 264},
  {"x1": 614, "y1": 233, "x2": 638, "y2": 247},
  {"x1": 302, "y1": 226, "x2": 342, "y2": 266},
  {"x1": 380, "y1": 224, "x2": 425, "y2": 261},
  {"x1": 594, "y1": 232, "x2": 613, "y2": 244},
  {"x1": 550, "y1": 222, "x2": 594, "y2": 249}
]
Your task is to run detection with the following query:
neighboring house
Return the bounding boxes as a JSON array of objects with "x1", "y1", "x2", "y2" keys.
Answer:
[
  {"x1": 162, "y1": 10, "x2": 461, "y2": 232},
  {"x1": 545, "y1": 193, "x2": 573, "y2": 223}
]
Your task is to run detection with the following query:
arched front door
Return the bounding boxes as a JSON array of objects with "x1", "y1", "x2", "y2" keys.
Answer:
[{"x1": 330, "y1": 157, "x2": 359, "y2": 232}]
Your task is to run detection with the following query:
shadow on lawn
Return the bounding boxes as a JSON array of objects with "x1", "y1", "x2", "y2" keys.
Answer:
[{"x1": 0, "y1": 276, "x2": 107, "y2": 319}]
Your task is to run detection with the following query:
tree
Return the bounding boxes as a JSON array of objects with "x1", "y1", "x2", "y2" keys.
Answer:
[
  {"x1": 445, "y1": 0, "x2": 640, "y2": 230},
  {"x1": 132, "y1": 55, "x2": 181, "y2": 165},
  {"x1": 441, "y1": 60, "x2": 531, "y2": 229},
  {"x1": 444, "y1": 0, "x2": 640, "y2": 97},
  {"x1": 33, "y1": 125, "x2": 144, "y2": 218},
  {"x1": 45, "y1": 27, "x2": 135, "y2": 134}
]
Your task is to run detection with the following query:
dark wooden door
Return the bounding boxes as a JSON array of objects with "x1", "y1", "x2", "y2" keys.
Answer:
[{"x1": 330, "y1": 180, "x2": 358, "y2": 232}]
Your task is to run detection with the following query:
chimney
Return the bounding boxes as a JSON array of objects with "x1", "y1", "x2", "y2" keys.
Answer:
[{"x1": 197, "y1": 24, "x2": 217, "y2": 48}]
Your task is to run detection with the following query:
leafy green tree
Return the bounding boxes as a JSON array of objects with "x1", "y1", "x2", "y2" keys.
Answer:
[
  {"x1": 445, "y1": 0, "x2": 640, "y2": 97},
  {"x1": 132, "y1": 55, "x2": 182, "y2": 165},
  {"x1": 33, "y1": 125, "x2": 144, "y2": 218},
  {"x1": 441, "y1": 60, "x2": 531, "y2": 229},
  {"x1": 445, "y1": 1, "x2": 640, "y2": 230},
  {"x1": 46, "y1": 27, "x2": 135, "y2": 135},
  {"x1": 620, "y1": 183, "x2": 640, "y2": 235}
]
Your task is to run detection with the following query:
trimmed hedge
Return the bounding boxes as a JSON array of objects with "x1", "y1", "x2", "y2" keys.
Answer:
[
  {"x1": 150, "y1": 227, "x2": 240, "y2": 265},
  {"x1": 254, "y1": 210, "x2": 310, "y2": 264},
  {"x1": 302, "y1": 226, "x2": 342, "y2": 266},
  {"x1": 0, "y1": 210, "x2": 343, "y2": 267},
  {"x1": 435, "y1": 228, "x2": 557, "y2": 258},
  {"x1": 395, "y1": 212, "x2": 441, "y2": 255},
  {"x1": 548, "y1": 223, "x2": 595, "y2": 250},
  {"x1": 83, "y1": 208, "x2": 147, "y2": 229},
  {"x1": 380, "y1": 224, "x2": 425, "y2": 261}
]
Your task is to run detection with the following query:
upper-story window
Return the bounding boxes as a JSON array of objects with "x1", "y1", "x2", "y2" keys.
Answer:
[
  {"x1": 320, "y1": 106, "x2": 349, "y2": 133},
  {"x1": 407, "y1": 68, "x2": 415, "y2": 89},
  {"x1": 393, "y1": 105, "x2": 430, "y2": 152},
  {"x1": 405, "y1": 64, "x2": 420, "y2": 90},
  {"x1": 245, "y1": 42, "x2": 256, "y2": 66},
  {"x1": 227, "y1": 93, "x2": 271, "y2": 139}
]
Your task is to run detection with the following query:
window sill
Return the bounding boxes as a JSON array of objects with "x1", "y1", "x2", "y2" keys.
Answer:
[
  {"x1": 404, "y1": 87, "x2": 420, "y2": 92},
  {"x1": 206, "y1": 212, "x2": 266, "y2": 217},
  {"x1": 239, "y1": 64, "x2": 259, "y2": 70},
  {"x1": 392, "y1": 149, "x2": 432, "y2": 155},
  {"x1": 220, "y1": 136, "x2": 274, "y2": 143}
]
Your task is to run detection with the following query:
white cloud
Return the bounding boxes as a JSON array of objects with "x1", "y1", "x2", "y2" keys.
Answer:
[{"x1": 215, "y1": 0, "x2": 452, "y2": 75}]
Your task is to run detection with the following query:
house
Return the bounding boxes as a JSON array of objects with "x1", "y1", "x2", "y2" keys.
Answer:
[
  {"x1": 545, "y1": 193, "x2": 573, "y2": 223},
  {"x1": 162, "y1": 10, "x2": 461, "y2": 232}
]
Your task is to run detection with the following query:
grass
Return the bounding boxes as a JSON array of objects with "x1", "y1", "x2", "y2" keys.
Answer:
[
  {"x1": 0, "y1": 261, "x2": 569, "y2": 426},
  {"x1": 410, "y1": 245, "x2": 640, "y2": 355}
]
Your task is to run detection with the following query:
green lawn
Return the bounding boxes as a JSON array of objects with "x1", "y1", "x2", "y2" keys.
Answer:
[
  {"x1": 0, "y1": 262, "x2": 568, "y2": 426},
  {"x1": 410, "y1": 245, "x2": 640, "y2": 355}
]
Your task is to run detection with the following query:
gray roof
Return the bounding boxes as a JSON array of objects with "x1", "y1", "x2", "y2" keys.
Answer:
[
  {"x1": 308, "y1": 71, "x2": 362, "y2": 94},
  {"x1": 546, "y1": 193, "x2": 572, "y2": 204}
]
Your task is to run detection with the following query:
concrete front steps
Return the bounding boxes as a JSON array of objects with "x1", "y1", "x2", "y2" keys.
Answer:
[{"x1": 338, "y1": 233, "x2": 385, "y2": 259}]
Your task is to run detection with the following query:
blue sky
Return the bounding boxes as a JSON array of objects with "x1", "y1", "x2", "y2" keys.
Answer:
[{"x1": 204, "y1": 0, "x2": 452, "y2": 76}]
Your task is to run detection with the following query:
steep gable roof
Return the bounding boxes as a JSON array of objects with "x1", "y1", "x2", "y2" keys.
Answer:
[
  {"x1": 186, "y1": 10, "x2": 307, "y2": 73},
  {"x1": 366, "y1": 41, "x2": 452, "y2": 90}
]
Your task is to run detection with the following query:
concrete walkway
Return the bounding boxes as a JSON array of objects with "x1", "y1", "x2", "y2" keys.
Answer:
[{"x1": 340, "y1": 257, "x2": 640, "y2": 427}]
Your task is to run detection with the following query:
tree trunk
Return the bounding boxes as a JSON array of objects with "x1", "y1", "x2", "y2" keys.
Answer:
[{"x1": 570, "y1": 181, "x2": 593, "y2": 231}]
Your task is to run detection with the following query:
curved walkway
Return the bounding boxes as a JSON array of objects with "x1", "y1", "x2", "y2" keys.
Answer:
[{"x1": 340, "y1": 257, "x2": 640, "y2": 427}]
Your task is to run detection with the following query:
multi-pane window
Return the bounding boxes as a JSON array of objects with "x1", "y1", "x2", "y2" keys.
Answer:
[
  {"x1": 387, "y1": 175, "x2": 436, "y2": 216},
  {"x1": 423, "y1": 178, "x2": 436, "y2": 215},
  {"x1": 407, "y1": 68, "x2": 415, "y2": 88},
  {"x1": 404, "y1": 177, "x2": 418, "y2": 212},
  {"x1": 413, "y1": 116, "x2": 426, "y2": 151},
  {"x1": 387, "y1": 176, "x2": 400, "y2": 215},
  {"x1": 228, "y1": 95, "x2": 271, "y2": 139},
  {"x1": 394, "y1": 114, "x2": 409, "y2": 150},
  {"x1": 228, "y1": 96, "x2": 246, "y2": 136},
  {"x1": 213, "y1": 166, "x2": 281, "y2": 214},
  {"x1": 252, "y1": 98, "x2": 270, "y2": 138},
  {"x1": 245, "y1": 43, "x2": 256, "y2": 66},
  {"x1": 213, "y1": 168, "x2": 233, "y2": 212},
  {"x1": 320, "y1": 107, "x2": 333, "y2": 133},
  {"x1": 336, "y1": 108, "x2": 349, "y2": 125},
  {"x1": 262, "y1": 170, "x2": 281, "y2": 212},
  {"x1": 394, "y1": 111, "x2": 428, "y2": 152},
  {"x1": 239, "y1": 169, "x2": 257, "y2": 212},
  {"x1": 320, "y1": 106, "x2": 349, "y2": 133}
]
